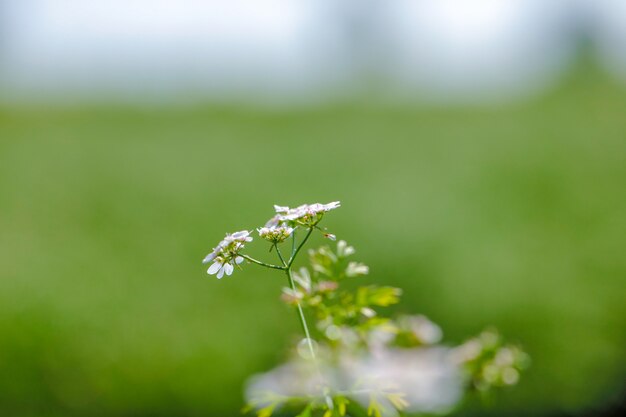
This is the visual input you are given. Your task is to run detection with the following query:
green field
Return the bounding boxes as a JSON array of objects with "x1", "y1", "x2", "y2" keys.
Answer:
[{"x1": 1, "y1": 71, "x2": 625, "y2": 416}]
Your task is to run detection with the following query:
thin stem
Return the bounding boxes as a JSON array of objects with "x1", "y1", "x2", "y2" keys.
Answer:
[
  {"x1": 240, "y1": 254, "x2": 285, "y2": 271},
  {"x1": 288, "y1": 227, "x2": 313, "y2": 267},
  {"x1": 284, "y1": 227, "x2": 332, "y2": 407},
  {"x1": 285, "y1": 268, "x2": 317, "y2": 359},
  {"x1": 275, "y1": 244, "x2": 287, "y2": 267}
]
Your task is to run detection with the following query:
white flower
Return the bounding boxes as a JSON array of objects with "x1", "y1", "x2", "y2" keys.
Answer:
[
  {"x1": 258, "y1": 225, "x2": 294, "y2": 243},
  {"x1": 246, "y1": 346, "x2": 463, "y2": 416},
  {"x1": 346, "y1": 261, "x2": 369, "y2": 277},
  {"x1": 272, "y1": 201, "x2": 341, "y2": 226},
  {"x1": 292, "y1": 267, "x2": 311, "y2": 292},
  {"x1": 399, "y1": 315, "x2": 443, "y2": 345},
  {"x1": 202, "y1": 230, "x2": 252, "y2": 279},
  {"x1": 224, "y1": 230, "x2": 253, "y2": 245},
  {"x1": 264, "y1": 215, "x2": 280, "y2": 228},
  {"x1": 344, "y1": 347, "x2": 463, "y2": 414},
  {"x1": 337, "y1": 240, "x2": 355, "y2": 257},
  {"x1": 207, "y1": 255, "x2": 245, "y2": 279}
]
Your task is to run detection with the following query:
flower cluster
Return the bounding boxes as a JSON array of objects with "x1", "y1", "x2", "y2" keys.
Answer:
[
  {"x1": 452, "y1": 329, "x2": 530, "y2": 391},
  {"x1": 202, "y1": 201, "x2": 340, "y2": 279},
  {"x1": 202, "y1": 230, "x2": 252, "y2": 279},
  {"x1": 268, "y1": 201, "x2": 340, "y2": 227},
  {"x1": 257, "y1": 225, "x2": 294, "y2": 244}
]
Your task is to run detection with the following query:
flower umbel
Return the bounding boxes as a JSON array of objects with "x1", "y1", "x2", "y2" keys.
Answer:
[
  {"x1": 272, "y1": 201, "x2": 340, "y2": 227},
  {"x1": 258, "y1": 226, "x2": 294, "y2": 244},
  {"x1": 202, "y1": 230, "x2": 252, "y2": 279}
]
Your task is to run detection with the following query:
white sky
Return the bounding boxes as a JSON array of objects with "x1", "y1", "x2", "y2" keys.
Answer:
[{"x1": 1, "y1": 0, "x2": 624, "y2": 103}]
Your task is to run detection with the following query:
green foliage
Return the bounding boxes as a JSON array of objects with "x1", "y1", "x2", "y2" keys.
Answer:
[
  {"x1": 456, "y1": 329, "x2": 531, "y2": 392},
  {"x1": 356, "y1": 286, "x2": 402, "y2": 307},
  {"x1": 1, "y1": 72, "x2": 624, "y2": 416},
  {"x1": 245, "y1": 234, "x2": 529, "y2": 417}
]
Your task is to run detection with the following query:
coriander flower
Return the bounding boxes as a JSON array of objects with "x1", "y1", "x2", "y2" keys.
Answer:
[
  {"x1": 207, "y1": 255, "x2": 244, "y2": 279},
  {"x1": 202, "y1": 230, "x2": 252, "y2": 279},
  {"x1": 336, "y1": 240, "x2": 355, "y2": 257},
  {"x1": 258, "y1": 225, "x2": 294, "y2": 244},
  {"x1": 346, "y1": 261, "x2": 369, "y2": 277},
  {"x1": 273, "y1": 201, "x2": 340, "y2": 226}
]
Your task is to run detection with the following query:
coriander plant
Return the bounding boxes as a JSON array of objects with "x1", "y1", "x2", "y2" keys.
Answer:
[{"x1": 202, "y1": 202, "x2": 529, "y2": 417}]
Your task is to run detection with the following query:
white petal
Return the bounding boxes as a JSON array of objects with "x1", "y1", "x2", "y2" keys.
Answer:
[
  {"x1": 207, "y1": 262, "x2": 222, "y2": 275},
  {"x1": 202, "y1": 252, "x2": 217, "y2": 264},
  {"x1": 265, "y1": 216, "x2": 280, "y2": 227},
  {"x1": 217, "y1": 266, "x2": 225, "y2": 279},
  {"x1": 309, "y1": 203, "x2": 323, "y2": 212},
  {"x1": 232, "y1": 230, "x2": 249, "y2": 239},
  {"x1": 235, "y1": 256, "x2": 244, "y2": 264},
  {"x1": 324, "y1": 201, "x2": 340, "y2": 211},
  {"x1": 224, "y1": 263, "x2": 234, "y2": 276},
  {"x1": 274, "y1": 205, "x2": 290, "y2": 213}
]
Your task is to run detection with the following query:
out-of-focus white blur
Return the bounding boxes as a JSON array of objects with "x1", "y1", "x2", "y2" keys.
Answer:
[
  {"x1": 0, "y1": 0, "x2": 625, "y2": 105},
  {"x1": 245, "y1": 347, "x2": 462, "y2": 415}
]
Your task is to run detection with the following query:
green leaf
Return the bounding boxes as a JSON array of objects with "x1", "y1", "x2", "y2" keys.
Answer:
[
  {"x1": 295, "y1": 404, "x2": 312, "y2": 417},
  {"x1": 357, "y1": 286, "x2": 402, "y2": 307},
  {"x1": 367, "y1": 400, "x2": 382, "y2": 417},
  {"x1": 257, "y1": 403, "x2": 276, "y2": 417},
  {"x1": 335, "y1": 396, "x2": 350, "y2": 416}
]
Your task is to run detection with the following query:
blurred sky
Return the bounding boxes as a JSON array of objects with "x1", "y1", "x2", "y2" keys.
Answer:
[{"x1": 1, "y1": 0, "x2": 626, "y2": 104}]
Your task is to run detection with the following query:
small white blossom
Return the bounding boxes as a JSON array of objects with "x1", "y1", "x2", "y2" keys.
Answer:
[
  {"x1": 346, "y1": 261, "x2": 369, "y2": 277},
  {"x1": 202, "y1": 230, "x2": 252, "y2": 279},
  {"x1": 502, "y1": 367, "x2": 520, "y2": 385},
  {"x1": 400, "y1": 315, "x2": 443, "y2": 345},
  {"x1": 281, "y1": 287, "x2": 304, "y2": 305},
  {"x1": 272, "y1": 201, "x2": 341, "y2": 226},
  {"x1": 264, "y1": 215, "x2": 280, "y2": 228},
  {"x1": 337, "y1": 240, "x2": 355, "y2": 257},
  {"x1": 258, "y1": 225, "x2": 294, "y2": 243},
  {"x1": 292, "y1": 267, "x2": 312, "y2": 292},
  {"x1": 207, "y1": 255, "x2": 244, "y2": 279}
]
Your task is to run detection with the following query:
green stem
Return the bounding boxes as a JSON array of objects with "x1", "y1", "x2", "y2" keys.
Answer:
[
  {"x1": 284, "y1": 227, "x2": 316, "y2": 358},
  {"x1": 285, "y1": 227, "x2": 333, "y2": 407},
  {"x1": 285, "y1": 267, "x2": 315, "y2": 356},
  {"x1": 275, "y1": 244, "x2": 287, "y2": 267},
  {"x1": 288, "y1": 227, "x2": 313, "y2": 267},
  {"x1": 240, "y1": 254, "x2": 285, "y2": 271}
]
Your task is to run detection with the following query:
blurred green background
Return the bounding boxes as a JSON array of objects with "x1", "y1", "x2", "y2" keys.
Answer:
[{"x1": 1, "y1": 69, "x2": 625, "y2": 417}]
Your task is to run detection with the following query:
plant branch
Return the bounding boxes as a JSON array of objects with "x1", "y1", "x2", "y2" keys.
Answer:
[
  {"x1": 275, "y1": 244, "x2": 287, "y2": 267},
  {"x1": 288, "y1": 227, "x2": 313, "y2": 267},
  {"x1": 240, "y1": 254, "x2": 285, "y2": 271},
  {"x1": 286, "y1": 268, "x2": 314, "y2": 343}
]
